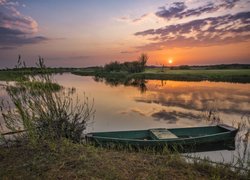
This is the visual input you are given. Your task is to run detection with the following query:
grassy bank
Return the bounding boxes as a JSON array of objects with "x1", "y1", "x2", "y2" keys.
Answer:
[
  {"x1": 0, "y1": 67, "x2": 75, "y2": 81},
  {"x1": 0, "y1": 140, "x2": 248, "y2": 179},
  {"x1": 72, "y1": 68, "x2": 250, "y2": 83},
  {"x1": 2, "y1": 67, "x2": 249, "y2": 83},
  {"x1": 19, "y1": 81, "x2": 62, "y2": 91},
  {"x1": 0, "y1": 71, "x2": 26, "y2": 81},
  {"x1": 138, "y1": 69, "x2": 250, "y2": 83}
]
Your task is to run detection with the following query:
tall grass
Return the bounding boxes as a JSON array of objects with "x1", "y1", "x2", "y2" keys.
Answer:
[
  {"x1": 200, "y1": 106, "x2": 250, "y2": 172},
  {"x1": 0, "y1": 57, "x2": 95, "y2": 144}
]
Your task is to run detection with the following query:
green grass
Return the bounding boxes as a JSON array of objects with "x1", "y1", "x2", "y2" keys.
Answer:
[
  {"x1": 19, "y1": 81, "x2": 62, "y2": 91},
  {"x1": 72, "y1": 68, "x2": 250, "y2": 83},
  {"x1": 145, "y1": 68, "x2": 250, "y2": 76},
  {"x1": 138, "y1": 69, "x2": 250, "y2": 83},
  {"x1": 0, "y1": 68, "x2": 74, "y2": 81},
  {"x1": 145, "y1": 68, "x2": 249, "y2": 74},
  {"x1": 0, "y1": 71, "x2": 27, "y2": 81},
  {"x1": 2, "y1": 68, "x2": 249, "y2": 83},
  {"x1": 0, "y1": 140, "x2": 248, "y2": 179}
]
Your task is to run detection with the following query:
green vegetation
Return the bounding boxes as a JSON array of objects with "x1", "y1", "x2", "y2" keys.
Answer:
[
  {"x1": 0, "y1": 140, "x2": 248, "y2": 179},
  {"x1": 169, "y1": 64, "x2": 250, "y2": 70},
  {"x1": 18, "y1": 81, "x2": 62, "y2": 91},
  {"x1": 104, "y1": 53, "x2": 148, "y2": 73},
  {"x1": 0, "y1": 57, "x2": 94, "y2": 144},
  {"x1": 0, "y1": 55, "x2": 78, "y2": 81},
  {"x1": 72, "y1": 68, "x2": 250, "y2": 83},
  {"x1": 1, "y1": 55, "x2": 249, "y2": 83},
  {"x1": 138, "y1": 68, "x2": 250, "y2": 83},
  {"x1": 0, "y1": 71, "x2": 27, "y2": 81},
  {"x1": 71, "y1": 55, "x2": 250, "y2": 83},
  {"x1": 0, "y1": 58, "x2": 249, "y2": 179},
  {"x1": 0, "y1": 68, "x2": 74, "y2": 81}
]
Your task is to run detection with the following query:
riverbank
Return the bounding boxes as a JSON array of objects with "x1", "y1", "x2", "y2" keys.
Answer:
[
  {"x1": 72, "y1": 68, "x2": 250, "y2": 83},
  {"x1": 0, "y1": 71, "x2": 26, "y2": 81},
  {"x1": 0, "y1": 140, "x2": 248, "y2": 179},
  {"x1": 1, "y1": 67, "x2": 250, "y2": 83},
  {"x1": 0, "y1": 68, "x2": 75, "y2": 81}
]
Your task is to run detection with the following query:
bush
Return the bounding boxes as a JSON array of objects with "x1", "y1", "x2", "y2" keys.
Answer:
[
  {"x1": 178, "y1": 65, "x2": 190, "y2": 70},
  {"x1": 104, "y1": 61, "x2": 122, "y2": 72},
  {"x1": 104, "y1": 53, "x2": 148, "y2": 73},
  {"x1": 0, "y1": 57, "x2": 94, "y2": 144},
  {"x1": 138, "y1": 53, "x2": 148, "y2": 72}
]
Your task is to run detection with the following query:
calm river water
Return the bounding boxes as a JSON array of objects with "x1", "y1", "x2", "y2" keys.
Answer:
[{"x1": 1, "y1": 73, "x2": 250, "y2": 166}]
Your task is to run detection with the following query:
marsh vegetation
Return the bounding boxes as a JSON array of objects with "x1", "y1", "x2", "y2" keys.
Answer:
[
  {"x1": 0, "y1": 58, "x2": 249, "y2": 179},
  {"x1": 0, "y1": 57, "x2": 94, "y2": 144},
  {"x1": 72, "y1": 55, "x2": 250, "y2": 83},
  {"x1": 0, "y1": 139, "x2": 248, "y2": 179},
  {"x1": 73, "y1": 68, "x2": 250, "y2": 83}
]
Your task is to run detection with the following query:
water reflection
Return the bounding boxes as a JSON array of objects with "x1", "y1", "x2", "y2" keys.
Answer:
[
  {"x1": 134, "y1": 80, "x2": 250, "y2": 116},
  {"x1": 90, "y1": 75, "x2": 250, "y2": 167},
  {"x1": 152, "y1": 110, "x2": 203, "y2": 123},
  {"x1": 94, "y1": 76, "x2": 147, "y2": 94},
  {"x1": 94, "y1": 76, "x2": 250, "y2": 117},
  {"x1": 1, "y1": 74, "x2": 250, "y2": 167}
]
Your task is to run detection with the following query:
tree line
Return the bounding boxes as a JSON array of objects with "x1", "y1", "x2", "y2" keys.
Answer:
[{"x1": 104, "y1": 54, "x2": 148, "y2": 73}]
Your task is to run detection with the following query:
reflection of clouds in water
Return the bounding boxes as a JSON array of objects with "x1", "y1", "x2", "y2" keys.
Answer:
[
  {"x1": 135, "y1": 81, "x2": 250, "y2": 115},
  {"x1": 118, "y1": 106, "x2": 203, "y2": 124},
  {"x1": 152, "y1": 110, "x2": 202, "y2": 124},
  {"x1": 130, "y1": 108, "x2": 147, "y2": 116},
  {"x1": 152, "y1": 110, "x2": 178, "y2": 124},
  {"x1": 118, "y1": 107, "x2": 153, "y2": 117}
]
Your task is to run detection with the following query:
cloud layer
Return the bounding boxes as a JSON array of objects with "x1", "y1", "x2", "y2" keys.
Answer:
[
  {"x1": 155, "y1": 0, "x2": 239, "y2": 20},
  {"x1": 0, "y1": 0, "x2": 48, "y2": 49},
  {"x1": 155, "y1": 2, "x2": 187, "y2": 20},
  {"x1": 117, "y1": 13, "x2": 151, "y2": 24},
  {"x1": 134, "y1": 0, "x2": 250, "y2": 50},
  {"x1": 135, "y1": 12, "x2": 250, "y2": 50}
]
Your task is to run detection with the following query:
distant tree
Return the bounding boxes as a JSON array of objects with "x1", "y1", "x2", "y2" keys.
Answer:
[
  {"x1": 179, "y1": 65, "x2": 190, "y2": 70},
  {"x1": 104, "y1": 53, "x2": 148, "y2": 73},
  {"x1": 104, "y1": 61, "x2": 121, "y2": 72},
  {"x1": 138, "y1": 53, "x2": 148, "y2": 72}
]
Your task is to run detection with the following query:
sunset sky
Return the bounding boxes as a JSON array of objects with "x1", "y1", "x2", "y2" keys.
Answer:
[{"x1": 0, "y1": 0, "x2": 249, "y2": 67}]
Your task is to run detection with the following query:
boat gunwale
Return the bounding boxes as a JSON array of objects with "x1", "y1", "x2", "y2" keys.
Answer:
[
  {"x1": 86, "y1": 125, "x2": 238, "y2": 142},
  {"x1": 87, "y1": 124, "x2": 237, "y2": 135}
]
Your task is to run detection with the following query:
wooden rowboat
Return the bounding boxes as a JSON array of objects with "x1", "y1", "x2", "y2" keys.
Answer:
[{"x1": 86, "y1": 124, "x2": 238, "y2": 152}]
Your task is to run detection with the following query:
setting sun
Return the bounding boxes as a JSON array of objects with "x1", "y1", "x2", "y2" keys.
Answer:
[{"x1": 168, "y1": 59, "x2": 173, "y2": 64}]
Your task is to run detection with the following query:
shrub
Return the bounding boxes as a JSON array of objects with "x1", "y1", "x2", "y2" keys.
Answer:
[
  {"x1": 104, "y1": 61, "x2": 122, "y2": 72},
  {"x1": 104, "y1": 53, "x2": 148, "y2": 73},
  {"x1": 0, "y1": 57, "x2": 94, "y2": 144},
  {"x1": 138, "y1": 53, "x2": 148, "y2": 72}
]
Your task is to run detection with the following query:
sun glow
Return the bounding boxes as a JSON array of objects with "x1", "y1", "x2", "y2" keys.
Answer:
[{"x1": 168, "y1": 58, "x2": 173, "y2": 64}]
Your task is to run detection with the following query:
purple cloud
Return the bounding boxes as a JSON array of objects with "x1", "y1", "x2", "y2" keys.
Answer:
[
  {"x1": 155, "y1": 0, "x2": 240, "y2": 20},
  {"x1": 0, "y1": 0, "x2": 48, "y2": 49},
  {"x1": 135, "y1": 11, "x2": 250, "y2": 50},
  {"x1": 132, "y1": 13, "x2": 150, "y2": 23},
  {"x1": 117, "y1": 13, "x2": 151, "y2": 24},
  {"x1": 156, "y1": 2, "x2": 187, "y2": 19}
]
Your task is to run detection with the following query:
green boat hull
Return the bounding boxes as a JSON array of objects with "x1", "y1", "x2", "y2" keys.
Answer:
[{"x1": 86, "y1": 124, "x2": 238, "y2": 153}]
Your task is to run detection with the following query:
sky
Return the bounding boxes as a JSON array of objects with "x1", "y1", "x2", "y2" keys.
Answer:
[{"x1": 0, "y1": 0, "x2": 249, "y2": 68}]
